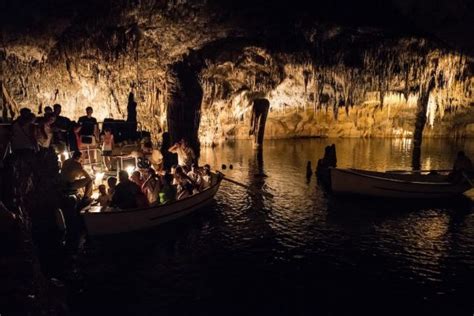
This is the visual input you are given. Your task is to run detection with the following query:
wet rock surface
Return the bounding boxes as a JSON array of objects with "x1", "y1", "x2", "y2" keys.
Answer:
[{"x1": 1, "y1": 0, "x2": 473, "y2": 147}]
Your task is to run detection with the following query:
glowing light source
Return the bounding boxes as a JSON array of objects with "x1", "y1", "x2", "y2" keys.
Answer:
[
  {"x1": 126, "y1": 166, "x2": 135, "y2": 176},
  {"x1": 63, "y1": 151, "x2": 69, "y2": 160},
  {"x1": 95, "y1": 171, "x2": 105, "y2": 186}
]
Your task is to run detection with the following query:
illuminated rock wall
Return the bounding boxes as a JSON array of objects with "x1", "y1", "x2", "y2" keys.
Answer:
[
  {"x1": 1, "y1": 1, "x2": 473, "y2": 146},
  {"x1": 198, "y1": 41, "x2": 474, "y2": 145}
]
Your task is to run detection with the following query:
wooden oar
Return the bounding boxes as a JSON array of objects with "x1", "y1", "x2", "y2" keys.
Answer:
[{"x1": 218, "y1": 172, "x2": 274, "y2": 198}]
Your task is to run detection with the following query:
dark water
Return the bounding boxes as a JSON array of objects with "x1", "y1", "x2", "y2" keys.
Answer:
[{"x1": 69, "y1": 139, "x2": 474, "y2": 316}]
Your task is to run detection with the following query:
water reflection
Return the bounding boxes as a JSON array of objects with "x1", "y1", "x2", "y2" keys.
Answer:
[{"x1": 74, "y1": 138, "x2": 474, "y2": 316}]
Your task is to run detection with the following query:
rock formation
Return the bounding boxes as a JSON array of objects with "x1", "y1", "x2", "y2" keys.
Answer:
[{"x1": 1, "y1": 0, "x2": 473, "y2": 150}]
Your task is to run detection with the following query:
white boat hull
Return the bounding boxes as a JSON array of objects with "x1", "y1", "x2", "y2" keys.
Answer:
[
  {"x1": 330, "y1": 168, "x2": 470, "y2": 199},
  {"x1": 82, "y1": 175, "x2": 222, "y2": 235}
]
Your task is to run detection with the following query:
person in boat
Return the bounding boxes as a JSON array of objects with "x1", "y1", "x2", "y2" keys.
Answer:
[
  {"x1": 107, "y1": 176, "x2": 117, "y2": 197},
  {"x1": 78, "y1": 106, "x2": 99, "y2": 143},
  {"x1": 110, "y1": 170, "x2": 141, "y2": 209},
  {"x1": 168, "y1": 138, "x2": 196, "y2": 171},
  {"x1": 130, "y1": 170, "x2": 144, "y2": 188},
  {"x1": 316, "y1": 144, "x2": 337, "y2": 185},
  {"x1": 160, "y1": 132, "x2": 177, "y2": 172},
  {"x1": 170, "y1": 164, "x2": 177, "y2": 175},
  {"x1": 97, "y1": 184, "x2": 110, "y2": 207},
  {"x1": 52, "y1": 104, "x2": 71, "y2": 153},
  {"x1": 173, "y1": 166, "x2": 195, "y2": 199},
  {"x1": 187, "y1": 163, "x2": 202, "y2": 193},
  {"x1": 449, "y1": 151, "x2": 474, "y2": 182},
  {"x1": 200, "y1": 164, "x2": 212, "y2": 190},
  {"x1": 36, "y1": 113, "x2": 56, "y2": 151},
  {"x1": 142, "y1": 168, "x2": 161, "y2": 205},
  {"x1": 159, "y1": 173, "x2": 176, "y2": 204},
  {"x1": 132, "y1": 140, "x2": 162, "y2": 171},
  {"x1": 101, "y1": 128, "x2": 114, "y2": 170},
  {"x1": 60, "y1": 151, "x2": 93, "y2": 203}
]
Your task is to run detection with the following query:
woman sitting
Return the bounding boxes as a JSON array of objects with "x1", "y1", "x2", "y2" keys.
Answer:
[{"x1": 141, "y1": 168, "x2": 162, "y2": 205}]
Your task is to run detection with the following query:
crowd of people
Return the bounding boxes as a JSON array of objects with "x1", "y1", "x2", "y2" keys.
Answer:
[
  {"x1": 93, "y1": 162, "x2": 212, "y2": 210},
  {"x1": 9, "y1": 103, "x2": 214, "y2": 210},
  {"x1": 10, "y1": 104, "x2": 101, "y2": 156}
]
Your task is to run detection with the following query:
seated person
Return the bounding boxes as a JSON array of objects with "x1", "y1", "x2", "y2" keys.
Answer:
[
  {"x1": 131, "y1": 170, "x2": 144, "y2": 187},
  {"x1": 173, "y1": 166, "x2": 194, "y2": 200},
  {"x1": 110, "y1": 171, "x2": 141, "y2": 209},
  {"x1": 107, "y1": 176, "x2": 117, "y2": 197},
  {"x1": 97, "y1": 184, "x2": 110, "y2": 207},
  {"x1": 60, "y1": 151, "x2": 92, "y2": 202},
  {"x1": 132, "y1": 140, "x2": 162, "y2": 170},
  {"x1": 159, "y1": 173, "x2": 176, "y2": 204},
  {"x1": 187, "y1": 163, "x2": 202, "y2": 193},
  {"x1": 200, "y1": 164, "x2": 212, "y2": 190},
  {"x1": 142, "y1": 168, "x2": 161, "y2": 205}
]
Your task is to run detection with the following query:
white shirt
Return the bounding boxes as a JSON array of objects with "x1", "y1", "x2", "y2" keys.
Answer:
[{"x1": 176, "y1": 146, "x2": 195, "y2": 167}]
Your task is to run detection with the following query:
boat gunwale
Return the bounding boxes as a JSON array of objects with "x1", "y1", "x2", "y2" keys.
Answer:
[
  {"x1": 333, "y1": 168, "x2": 457, "y2": 186},
  {"x1": 82, "y1": 173, "x2": 223, "y2": 216}
]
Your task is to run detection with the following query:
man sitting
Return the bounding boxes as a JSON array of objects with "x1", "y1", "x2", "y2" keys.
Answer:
[
  {"x1": 110, "y1": 170, "x2": 141, "y2": 209},
  {"x1": 61, "y1": 151, "x2": 92, "y2": 203}
]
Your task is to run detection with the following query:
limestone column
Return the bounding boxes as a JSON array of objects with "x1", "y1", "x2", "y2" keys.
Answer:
[{"x1": 249, "y1": 98, "x2": 270, "y2": 149}]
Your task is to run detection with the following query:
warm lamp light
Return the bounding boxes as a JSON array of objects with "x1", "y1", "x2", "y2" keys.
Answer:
[
  {"x1": 95, "y1": 171, "x2": 105, "y2": 186},
  {"x1": 126, "y1": 166, "x2": 135, "y2": 176}
]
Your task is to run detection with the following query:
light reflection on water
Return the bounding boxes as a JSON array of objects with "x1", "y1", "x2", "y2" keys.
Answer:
[{"x1": 77, "y1": 138, "x2": 474, "y2": 316}]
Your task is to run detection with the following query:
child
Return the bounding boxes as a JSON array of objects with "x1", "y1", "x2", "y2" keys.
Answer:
[
  {"x1": 97, "y1": 184, "x2": 109, "y2": 207},
  {"x1": 101, "y1": 128, "x2": 115, "y2": 170}
]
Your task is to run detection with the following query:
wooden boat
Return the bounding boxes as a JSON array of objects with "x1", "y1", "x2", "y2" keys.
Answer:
[
  {"x1": 81, "y1": 173, "x2": 223, "y2": 235},
  {"x1": 330, "y1": 168, "x2": 471, "y2": 199}
]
